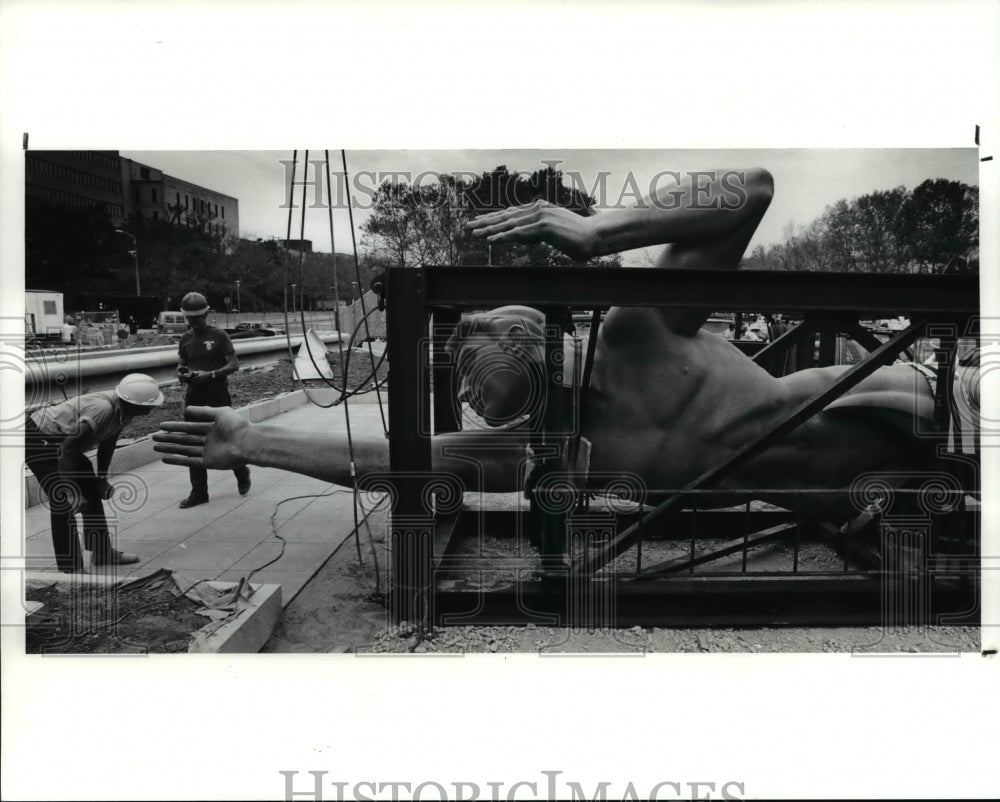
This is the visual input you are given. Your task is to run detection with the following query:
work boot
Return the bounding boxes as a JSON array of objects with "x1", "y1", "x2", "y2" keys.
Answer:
[
  {"x1": 92, "y1": 549, "x2": 140, "y2": 567},
  {"x1": 179, "y1": 494, "x2": 209, "y2": 509}
]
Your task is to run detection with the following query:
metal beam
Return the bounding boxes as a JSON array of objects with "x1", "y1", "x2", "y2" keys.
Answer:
[
  {"x1": 429, "y1": 575, "x2": 977, "y2": 628},
  {"x1": 751, "y1": 319, "x2": 810, "y2": 373},
  {"x1": 423, "y1": 267, "x2": 978, "y2": 315},
  {"x1": 387, "y1": 268, "x2": 433, "y2": 624},
  {"x1": 431, "y1": 308, "x2": 461, "y2": 434}
]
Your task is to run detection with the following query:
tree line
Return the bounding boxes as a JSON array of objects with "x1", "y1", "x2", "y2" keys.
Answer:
[
  {"x1": 24, "y1": 200, "x2": 373, "y2": 314},
  {"x1": 25, "y1": 171, "x2": 978, "y2": 315},
  {"x1": 742, "y1": 179, "x2": 978, "y2": 273}
]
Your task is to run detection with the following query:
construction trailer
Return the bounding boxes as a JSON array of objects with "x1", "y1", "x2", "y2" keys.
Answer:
[
  {"x1": 25, "y1": 289, "x2": 64, "y2": 339},
  {"x1": 378, "y1": 266, "x2": 980, "y2": 630}
]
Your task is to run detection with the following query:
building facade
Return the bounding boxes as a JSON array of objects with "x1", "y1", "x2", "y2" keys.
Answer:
[
  {"x1": 25, "y1": 150, "x2": 126, "y2": 225},
  {"x1": 24, "y1": 151, "x2": 240, "y2": 240},
  {"x1": 121, "y1": 158, "x2": 239, "y2": 238}
]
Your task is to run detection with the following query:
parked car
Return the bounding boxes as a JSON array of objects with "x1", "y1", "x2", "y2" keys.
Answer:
[{"x1": 225, "y1": 321, "x2": 285, "y2": 338}]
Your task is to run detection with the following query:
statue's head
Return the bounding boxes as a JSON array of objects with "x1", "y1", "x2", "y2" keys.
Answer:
[{"x1": 445, "y1": 306, "x2": 547, "y2": 426}]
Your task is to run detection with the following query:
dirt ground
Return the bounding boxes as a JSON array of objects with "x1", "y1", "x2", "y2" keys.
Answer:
[
  {"x1": 25, "y1": 578, "x2": 207, "y2": 654},
  {"x1": 361, "y1": 623, "x2": 981, "y2": 654}
]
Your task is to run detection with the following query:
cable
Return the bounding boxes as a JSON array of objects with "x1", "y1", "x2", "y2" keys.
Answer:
[
  {"x1": 283, "y1": 152, "x2": 390, "y2": 406},
  {"x1": 341, "y1": 150, "x2": 388, "y2": 436}
]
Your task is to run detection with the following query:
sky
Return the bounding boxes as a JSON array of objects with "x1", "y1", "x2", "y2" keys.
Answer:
[{"x1": 120, "y1": 148, "x2": 979, "y2": 264}]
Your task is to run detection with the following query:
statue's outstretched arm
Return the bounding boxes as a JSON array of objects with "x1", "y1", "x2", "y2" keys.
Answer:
[{"x1": 154, "y1": 406, "x2": 528, "y2": 492}]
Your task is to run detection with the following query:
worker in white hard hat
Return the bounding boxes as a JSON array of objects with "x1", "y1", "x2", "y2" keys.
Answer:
[
  {"x1": 25, "y1": 373, "x2": 164, "y2": 572},
  {"x1": 175, "y1": 291, "x2": 250, "y2": 509}
]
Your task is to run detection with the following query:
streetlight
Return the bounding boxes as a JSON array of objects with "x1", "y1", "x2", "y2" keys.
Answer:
[
  {"x1": 235, "y1": 280, "x2": 241, "y2": 318},
  {"x1": 114, "y1": 229, "x2": 140, "y2": 295}
]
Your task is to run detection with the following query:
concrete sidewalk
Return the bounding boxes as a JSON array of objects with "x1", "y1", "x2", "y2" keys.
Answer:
[{"x1": 21, "y1": 393, "x2": 391, "y2": 609}]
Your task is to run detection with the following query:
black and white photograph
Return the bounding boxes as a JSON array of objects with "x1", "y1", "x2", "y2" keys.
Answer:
[
  {"x1": 16, "y1": 147, "x2": 986, "y2": 653},
  {"x1": 2, "y1": 3, "x2": 998, "y2": 801}
]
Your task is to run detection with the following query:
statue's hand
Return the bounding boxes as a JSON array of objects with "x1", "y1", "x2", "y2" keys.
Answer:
[
  {"x1": 467, "y1": 200, "x2": 598, "y2": 261},
  {"x1": 153, "y1": 406, "x2": 249, "y2": 470}
]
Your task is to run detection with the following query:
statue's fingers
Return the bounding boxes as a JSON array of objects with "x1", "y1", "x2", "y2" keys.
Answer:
[
  {"x1": 154, "y1": 421, "x2": 212, "y2": 436},
  {"x1": 151, "y1": 432, "x2": 206, "y2": 446},
  {"x1": 160, "y1": 455, "x2": 203, "y2": 468},
  {"x1": 468, "y1": 203, "x2": 538, "y2": 229},
  {"x1": 184, "y1": 405, "x2": 229, "y2": 422},
  {"x1": 475, "y1": 213, "x2": 538, "y2": 238},
  {"x1": 487, "y1": 221, "x2": 544, "y2": 244},
  {"x1": 153, "y1": 443, "x2": 206, "y2": 457}
]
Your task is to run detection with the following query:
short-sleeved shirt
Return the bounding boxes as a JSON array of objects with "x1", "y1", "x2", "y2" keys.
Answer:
[
  {"x1": 30, "y1": 391, "x2": 125, "y2": 451},
  {"x1": 178, "y1": 325, "x2": 234, "y2": 373}
]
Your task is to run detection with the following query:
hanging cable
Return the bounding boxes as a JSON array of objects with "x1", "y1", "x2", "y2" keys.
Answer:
[
  {"x1": 341, "y1": 149, "x2": 388, "y2": 436},
  {"x1": 272, "y1": 149, "x2": 384, "y2": 597}
]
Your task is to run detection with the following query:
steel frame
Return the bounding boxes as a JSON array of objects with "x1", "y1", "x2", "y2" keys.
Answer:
[{"x1": 385, "y1": 266, "x2": 980, "y2": 628}]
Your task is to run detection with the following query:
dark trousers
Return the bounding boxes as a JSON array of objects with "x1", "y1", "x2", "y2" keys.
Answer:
[
  {"x1": 25, "y1": 421, "x2": 112, "y2": 572},
  {"x1": 184, "y1": 381, "x2": 249, "y2": 497}
]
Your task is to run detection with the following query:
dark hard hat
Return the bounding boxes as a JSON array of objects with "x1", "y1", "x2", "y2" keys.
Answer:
[{"x1": 181, "y1": 291, "x2": 210, "y2": 317}]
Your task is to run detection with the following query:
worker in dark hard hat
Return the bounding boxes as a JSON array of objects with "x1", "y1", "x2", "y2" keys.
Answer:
[
  {"x1": 25, "y1": 373, "x2": 164, "y2": 572},
  {"x1": 176, "y1": 291, "x2": 251, "y2": 508}
]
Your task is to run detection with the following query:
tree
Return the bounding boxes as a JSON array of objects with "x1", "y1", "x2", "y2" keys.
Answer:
[
  {"x1": 741, "y1": 179, "x2": 977, "y2": 274},
  {"x1": 24, "y1": 200, "x2": 121, "y2": 302},
  {"x1": 361, "y1": 182, "x2": 421, "y2": 268},
  {"x1": 360, "y1": 164, "x2": 621, "y2": 270},
  {"x1": 126, "y1": 213, "x2": 227, "y2": 305},
  {"x1": 900, "y1": 179, "x2": 978, "y2": 272}
]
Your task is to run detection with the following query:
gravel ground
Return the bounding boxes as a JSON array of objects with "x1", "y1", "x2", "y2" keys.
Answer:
[
  {"x1": 122, "y1": 353, "x2": 388, "y2": 440},
  {"x1": 362, "y1": 622, "x2": 980, "y2": 654}
]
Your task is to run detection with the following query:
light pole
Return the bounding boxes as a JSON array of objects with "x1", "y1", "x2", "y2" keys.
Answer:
[
  {"x1": 235, "y1": 280, "x2": 241, "y2": 319},
  {"x1": 114, "y1": 229, "x2": 140, "y2": 295}
]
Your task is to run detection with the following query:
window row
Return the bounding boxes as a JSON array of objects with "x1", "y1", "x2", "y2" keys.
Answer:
[
  {"x1": 64, "y1": 151, "x2": 120, "y2": 172},
  {"x1": 27, "y1": 184, "x2": 123, "y2": 218},
  {"x1": 27, "y1": 157, "x2": 122, "y2": 196}
]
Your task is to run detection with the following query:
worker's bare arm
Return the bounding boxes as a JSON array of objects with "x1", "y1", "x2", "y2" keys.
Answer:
[
  {"x1": 153, "y1": 406, "x2": 527, "y2": 492},
  {"x1": 467, "y1": 168, "x2": 773, "y2": 261}
]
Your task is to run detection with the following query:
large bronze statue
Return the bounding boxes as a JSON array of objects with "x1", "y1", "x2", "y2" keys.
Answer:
[{"x1": 153, "y1": 168, "x2": 978, "y2": 516}]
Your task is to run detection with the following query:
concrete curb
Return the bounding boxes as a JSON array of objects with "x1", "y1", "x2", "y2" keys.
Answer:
[
  {"x1": 187, "y1": 582, "x2": 283, "y2": 653},
  {"x1": 23, "y1": 389, "x2": 311, "y2": 509}
]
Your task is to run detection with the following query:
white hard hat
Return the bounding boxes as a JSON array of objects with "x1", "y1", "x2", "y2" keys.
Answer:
[{"x1": 116, "y1": 373, "x2": 164, "y2": 406}]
